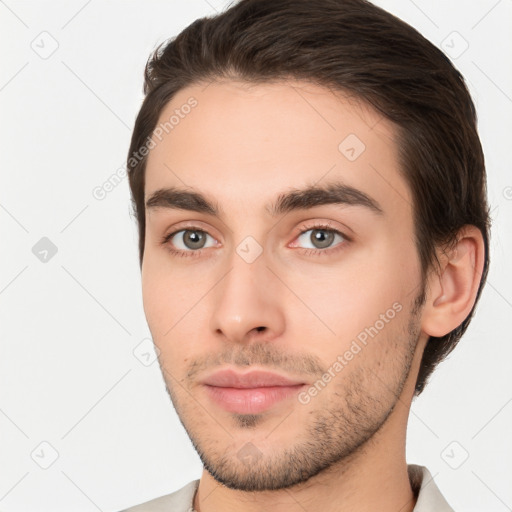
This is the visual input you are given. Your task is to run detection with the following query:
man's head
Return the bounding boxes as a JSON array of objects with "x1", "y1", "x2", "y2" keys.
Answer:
[{"x1": 126, "y1": 0, "x2": 490, "y2": 493}]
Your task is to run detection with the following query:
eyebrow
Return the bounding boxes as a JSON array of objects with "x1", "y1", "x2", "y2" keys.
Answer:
[{"x1": 145, "y1": 181, "x2": 384, "y2": 218}]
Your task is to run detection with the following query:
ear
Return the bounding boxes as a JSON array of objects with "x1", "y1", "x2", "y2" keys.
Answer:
[{"x1": 421, "y1": 225, "x2": 486, "y2": 338}]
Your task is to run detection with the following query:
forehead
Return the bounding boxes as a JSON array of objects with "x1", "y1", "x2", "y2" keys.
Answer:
[{"x1": 144, "y1": 79, "x2": 412, "y2": 221}]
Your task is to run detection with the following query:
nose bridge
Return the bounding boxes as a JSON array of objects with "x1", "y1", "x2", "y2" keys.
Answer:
[{"x1": 209, "y1": 238, "x2": 285, "y2": 343}]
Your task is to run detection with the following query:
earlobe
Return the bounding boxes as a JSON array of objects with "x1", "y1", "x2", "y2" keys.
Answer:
[{"x1": 421, "y1": 226, "x2": 485, "y2": 338}]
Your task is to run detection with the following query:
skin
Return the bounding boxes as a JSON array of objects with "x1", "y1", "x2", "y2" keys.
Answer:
[{"x1": 140, "y1": 80, "x2": 485, "y2": 512}]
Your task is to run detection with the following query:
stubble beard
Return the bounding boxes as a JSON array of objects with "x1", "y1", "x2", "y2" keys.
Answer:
[{"x1": 160, "y1": 294, "x2": 424, "y2": 492}]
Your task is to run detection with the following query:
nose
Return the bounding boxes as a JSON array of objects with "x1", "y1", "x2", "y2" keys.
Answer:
[{"x1": 209, "y1": 248, "x2": 286, "y2": 345}]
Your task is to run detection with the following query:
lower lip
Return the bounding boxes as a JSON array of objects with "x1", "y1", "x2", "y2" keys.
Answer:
[{"x1": 203, "y1": 384, "x2": 306, "y2": 414}]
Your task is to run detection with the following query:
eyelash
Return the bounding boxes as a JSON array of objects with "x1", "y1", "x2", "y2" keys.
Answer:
[{"x1": 160, "y1": 222, "x2": 351, "y2": 259}]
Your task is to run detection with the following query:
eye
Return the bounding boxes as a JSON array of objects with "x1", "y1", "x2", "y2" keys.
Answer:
[
  {"x1": 163, "y1": 228, "x2": 217, "y2": 253},
  {"x1": 161, "y1": 222, "x2": 350, "y2": 258},
  {"x1": 290, "y1": 222, "x2": 349, "y2": 255}
]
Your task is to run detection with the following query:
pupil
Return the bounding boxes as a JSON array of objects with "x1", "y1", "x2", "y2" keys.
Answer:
[
  {"x1": 312, "y1": 229, "x2": 333, "y2": 249},
  {"x1": 186, "y1": 230, "x2": 205, "y2": 249}
]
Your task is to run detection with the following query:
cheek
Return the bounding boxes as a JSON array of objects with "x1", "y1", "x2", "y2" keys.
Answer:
[
  {"x1": 141, "y1": 255, "x2": 209, "y2": 367},
  {"x1": 141, "y1": 254, "x2": 184, "y2": 335},
  {"x1": 288, "y1": 249, "x2": 405, "y2": 343}
]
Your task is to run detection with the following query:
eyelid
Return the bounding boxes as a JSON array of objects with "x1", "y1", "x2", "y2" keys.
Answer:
[
  {"x1": 164, "y1": 220, "x2": 222, "y2": 242},
  {"x1": 163, "y1": 219, "x2": 350, "y2": 240},
  {"x1": 291, "y1": 220, "x2": 352, "y2": 243}
]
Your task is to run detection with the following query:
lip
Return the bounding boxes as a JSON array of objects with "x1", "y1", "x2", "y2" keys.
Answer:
[
  {"x1": 201, "y1": 368, "x2": 308, "y2": 414},
  {"x1": 201, "y1": 368, "x2": 306, "y2": 388}
]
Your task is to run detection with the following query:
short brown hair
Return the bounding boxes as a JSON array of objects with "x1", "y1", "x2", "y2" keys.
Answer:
[{"x1": 127, "y1": 0, "x2": 491, "y2": 395}]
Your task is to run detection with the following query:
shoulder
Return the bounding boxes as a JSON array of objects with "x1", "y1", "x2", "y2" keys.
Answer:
[{"x1": 120, "y1": 479, "x2": 200, "y2": 512}]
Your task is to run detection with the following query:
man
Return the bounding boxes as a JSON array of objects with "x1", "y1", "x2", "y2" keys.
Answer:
[{"x1": 122, "y1": 0, "x2": 491, "y2": 510}]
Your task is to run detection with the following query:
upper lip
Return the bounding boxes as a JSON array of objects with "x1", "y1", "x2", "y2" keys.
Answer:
[{"x1": 201, "y1": 368, "x2": 306, "y2": 388}]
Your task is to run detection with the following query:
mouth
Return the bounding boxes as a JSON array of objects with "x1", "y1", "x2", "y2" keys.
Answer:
[
  {"x1": 200, "y1": 368, "x2": 308, "y2": 414},
  {"x1": 203, "y1": 384, "x2": 307, "y2": 414}
]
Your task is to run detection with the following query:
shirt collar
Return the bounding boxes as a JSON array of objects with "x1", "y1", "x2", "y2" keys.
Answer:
[{"x1": 409, "y1": 464, "x2": 455, "y2": 511}]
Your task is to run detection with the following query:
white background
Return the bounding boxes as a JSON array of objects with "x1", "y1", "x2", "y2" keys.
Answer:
[{"x1": 1, "y1": 1, "x2": 511, "y2": 511}]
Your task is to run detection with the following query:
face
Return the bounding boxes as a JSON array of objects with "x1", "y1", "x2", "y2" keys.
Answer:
[{"x1": 141, "y1": 80, "x2": 426, "y2": 491}]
